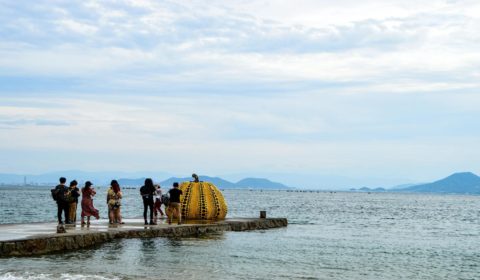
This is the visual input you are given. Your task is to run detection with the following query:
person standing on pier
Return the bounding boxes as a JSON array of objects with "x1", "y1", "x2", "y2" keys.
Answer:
[
  {"x1": 107, "y1": 180, "x2": 124, "y2": 224},
  {"x1": 167, "y1": 182, "x2": 182, "y2": 225},
  {"x1": 140, "y1": 178, "x2": 156, "y2": 225},
  {"x1": 154, "y1": 184, "x2": 164, "y2": 220},
  {"x1": 54, "y1": 177, "x2": 70, "y2": 224},
  {"x1": 67, "y1": 180, "x2": 80, "y2": 224},
  {"x1": 81, "y1": 181, "x2": 99, "y2": 226}
]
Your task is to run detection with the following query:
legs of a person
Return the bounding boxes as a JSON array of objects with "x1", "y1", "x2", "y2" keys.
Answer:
[
  {"x1": 57, "y1": 203, "x2": 63, "y2": 224},
  {"x1": 149, "y1": 200, "x2": 154, "y2": 224},
  {"x1": 171, "y1": 203, "x2": 177, "y2": 219},
  {"x1": 159, "y1": 203, "x2": 165, "y2": 216},
  {"x1": 109, "y1": 207, "x2": 115, "y2": 224},
  {"x1": 81, "y1": 204, "x2": 85, "y2": 225},
  {"x1": 176, "y1": 203, "x2": 182, "y2": 224},
  {"x1": 153, "y1": 204, "x2": 157, "y2": 221},
  {"x1": 143, "y1": 199, "x2": 148, "y2": 224},
  {"x1": 166, "y1": 205, "x2": 172, "y2": 224},
  {"x1": 114, "y1": 208, "x2": 122, "y2": 223},
  {"x1": 168, "y1": 203, "x2": 181, "y2": 224},
  {"x1": 154, "y1": 199, "x2": 159, "y2": 218},
  {"x1": 172, "y1": 203, "x2": 181, "y2": 224},
  {"x1": 87, "y1": 216, "x2": 90, "y2": 225},
  {"x1": 68, "y1": 202, "x2": 76, "y2": 223},
  {"x1": 63, "y1": 202, "x2": 70, "y2": 223},
  {"x1": 73, "y1": 202, "x2": 77, "y2": 222}
]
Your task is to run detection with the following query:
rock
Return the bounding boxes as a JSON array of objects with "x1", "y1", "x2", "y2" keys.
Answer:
[
  {"x1": 56, "y1": 225, "x2": 66, "y2": 233},
  {"x1": 2, "y1": 242, "x2": 16, "y2": 256}
]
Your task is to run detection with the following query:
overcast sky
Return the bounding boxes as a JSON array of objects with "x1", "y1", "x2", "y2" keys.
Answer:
[{"x1": 1, "y1": 0, "x2": 479, "y2": 187}]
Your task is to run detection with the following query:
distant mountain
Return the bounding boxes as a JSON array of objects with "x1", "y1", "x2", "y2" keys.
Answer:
[
  {"x1": 389, "y1": 183, "x2": 419, "y2": 190},
  {"x1": 236, "y1": 178, "x2": 290, "y2": 189},
  {"x1": 221, "y1": 172, "x2": 411, "y2": 190},
  {"x1": 350, "y1": 187, "x2": 386, "y2": 192},
  {"x1": 0, "y1": 170, "x2": 172, "y2": 185},
  {"x1": 160, "y1": 176, "x2": 237, "y2": 188},
  {"x1": 0, "y1": 170, "x2": 291, "y2": 189},
  {"x1": 159, "y1": 176, "x2": 290, "y2": 189},
  {"x1": 400, "y1": 172, "x2": 480, "y2": 194}
]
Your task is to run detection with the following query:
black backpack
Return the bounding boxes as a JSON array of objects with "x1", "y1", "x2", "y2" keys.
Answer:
[
  {"x1": 51, "y1": 188, "x2": 60, "y2": 201},
  {"x1": 161, "y1": 194, "x2": 170, "y2": 206}
]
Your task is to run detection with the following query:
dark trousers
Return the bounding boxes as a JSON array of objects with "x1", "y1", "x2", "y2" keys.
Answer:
[
  {"x1": 143, "y1": 198, "x2": 154, "y2": 222},
  {"x1": 57, "y1": 201, "x2": 70, "y2": 223}
]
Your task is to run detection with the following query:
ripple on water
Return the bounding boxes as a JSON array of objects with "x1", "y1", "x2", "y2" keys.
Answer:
[{"x1": 0, "y1": 189, "x2": 479, "y2": 280}]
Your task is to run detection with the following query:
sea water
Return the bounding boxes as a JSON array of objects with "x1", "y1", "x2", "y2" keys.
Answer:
[{"x1": 0, "y1": 187, "x2": 479, "y2": 280}]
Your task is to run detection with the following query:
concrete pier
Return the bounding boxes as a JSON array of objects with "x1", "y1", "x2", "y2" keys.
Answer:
[{"x1": 0, "y1": 218, "x2": 287, "y2": 257}]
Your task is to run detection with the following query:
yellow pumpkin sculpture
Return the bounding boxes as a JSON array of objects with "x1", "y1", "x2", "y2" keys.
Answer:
[{"x1": 178, "y1": 181, "x2": 228, "y2": 220}]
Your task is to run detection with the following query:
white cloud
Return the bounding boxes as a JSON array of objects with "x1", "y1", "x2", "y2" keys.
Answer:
[{"x1": 1, "y1": 0, "x2": 480, "y2": 184}]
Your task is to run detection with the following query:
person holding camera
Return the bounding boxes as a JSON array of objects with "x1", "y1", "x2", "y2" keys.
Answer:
[
  {"x1": 81, "y1": 181, "x2": 99, "y2": 226},
  {"x1": 107, "y1": 180, "x2": 123, "y2": 224},
  {"x1": 67, "y1": 180, "x2": 80, "y2": 224},
  {"x1": 167, "y1": 182, "x2": 183, "y2": 225}
]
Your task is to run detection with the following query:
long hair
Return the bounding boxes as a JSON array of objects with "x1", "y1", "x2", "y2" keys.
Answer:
[
  {"x1": 111, "y1": 180, "x2": 120, "y2": 193},
  {"x1": 83, "y1": 181, "x2": 93, "y2": 196},
  {"x1": 144, "y1": 178, "x2": 154, "y2": 189}
]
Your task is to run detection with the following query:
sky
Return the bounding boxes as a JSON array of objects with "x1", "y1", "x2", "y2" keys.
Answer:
[{"x1": 1, "y1": 0, "x2": 480, "y2": 188}]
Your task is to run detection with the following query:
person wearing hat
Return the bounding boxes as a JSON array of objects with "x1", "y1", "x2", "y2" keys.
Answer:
[{"x1": 80, "y1": 181, "x2": 100, "y2": 226}]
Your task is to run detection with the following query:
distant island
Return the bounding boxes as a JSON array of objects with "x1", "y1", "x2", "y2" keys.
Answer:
[
  {"x1": 0, "y1": 171, "x2": 292, "y2": 190},
  {"x1": 396, "y1": 172, "x2": 480, "y2": 194},
  {"x1": 120, "y1": 176, "x2": 292, "y2": 190},
  {"x1": 2, "y1": 170, "x2": 480, "y2": 193},
  {"x1": 351, "y1": 172, "x2": 480, "y2": 194},
  {"x1": 349, "y1": 187, "x2": 386, "y2": 192}
]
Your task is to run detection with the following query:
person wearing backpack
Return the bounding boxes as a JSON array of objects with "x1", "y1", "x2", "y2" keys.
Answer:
[
  {"x1": 54, "y1": 177, "x2": 70, "y2": 224},
  {"x1": 140, "y1": 178, "x2": 156, "y2": 225}
]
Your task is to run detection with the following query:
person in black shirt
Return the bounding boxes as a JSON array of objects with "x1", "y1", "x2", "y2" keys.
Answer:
[
  {"x1": 67, "y1": 180, "x2": 80, "y2": 223},
  {"x1": 55, "y1": 177, "x2": 70, "y2": 224},
  {"x1": 168, "y1": 182, "x2": 183, "y2": 225},
  {"x1": 140, "y1": 178, "x2": 156, "y2": 225}
]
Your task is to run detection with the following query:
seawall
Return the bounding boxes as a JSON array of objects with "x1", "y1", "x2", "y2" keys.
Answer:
[{"x1": 0, "y1": 218, "x2": 287, "y2": 257}]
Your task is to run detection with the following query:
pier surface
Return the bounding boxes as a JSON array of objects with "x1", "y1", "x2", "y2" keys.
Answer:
[{"x1": 0, "y1": 218, "x2": 287, "y2": 257}]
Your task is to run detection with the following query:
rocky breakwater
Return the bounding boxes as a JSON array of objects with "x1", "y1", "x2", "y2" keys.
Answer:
[{"x1": 0, "y1": 218, "x2": 287, "y2": 257}]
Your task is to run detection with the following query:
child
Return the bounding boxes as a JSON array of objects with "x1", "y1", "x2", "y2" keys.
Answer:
[{"x1": 154, "y1": 185, "x2": 164, "y2": 220}]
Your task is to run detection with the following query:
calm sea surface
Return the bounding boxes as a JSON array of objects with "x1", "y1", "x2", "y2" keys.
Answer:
[{"x1": 0, "y1": 186, "x2": 479, "y2": 280}]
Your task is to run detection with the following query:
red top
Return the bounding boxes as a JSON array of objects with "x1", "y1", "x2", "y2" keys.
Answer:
[{"x1": 82, "y1": 187, "x2": 95, "y2": 198}]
